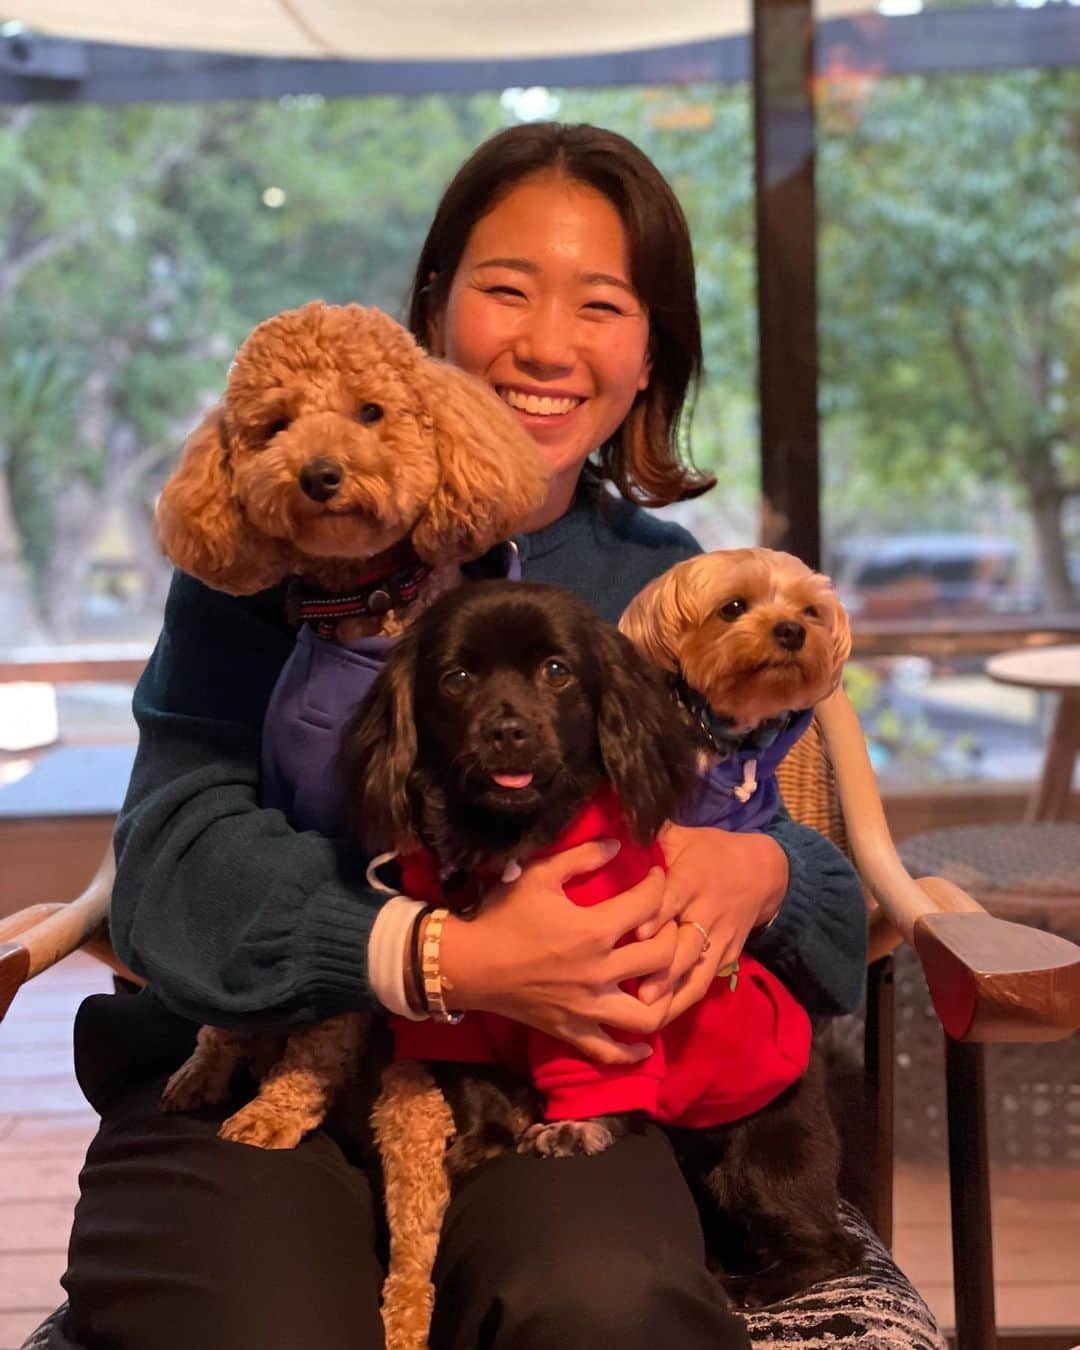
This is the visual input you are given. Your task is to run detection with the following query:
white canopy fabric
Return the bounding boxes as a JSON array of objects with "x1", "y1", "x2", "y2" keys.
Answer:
[{"x1": 3, "y1": 0, "x2": 877, "y2": 61}]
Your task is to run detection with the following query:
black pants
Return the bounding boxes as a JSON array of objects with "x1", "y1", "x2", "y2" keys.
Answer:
[{"x1": 55, "y1": 990, "x2": 750, "y2": 1350}]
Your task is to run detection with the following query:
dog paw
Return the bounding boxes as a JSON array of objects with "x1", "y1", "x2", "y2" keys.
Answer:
[
  {"x1": 160, "y1": 1060, "x2": 223, "y2": 1112},
  {"x1": 219, "y1": 1101, "x2": 310, "y2": 1150},
  {"x1": 517, "y1": 1119, "x2": 615, "y2": 1158}
]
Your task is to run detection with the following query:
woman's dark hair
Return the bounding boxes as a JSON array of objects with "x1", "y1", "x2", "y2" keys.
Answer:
[{"x1": 406, "y1": 122, "x2": 715, "y2": 509}]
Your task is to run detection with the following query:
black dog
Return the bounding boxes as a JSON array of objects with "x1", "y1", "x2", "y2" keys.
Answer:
[{"x1": 341, "y1": 580, "x2": 859, "y2": 1305}]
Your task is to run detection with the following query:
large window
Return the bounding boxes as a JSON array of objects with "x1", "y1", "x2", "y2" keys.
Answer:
[{"x1": 818, "y1": 64, "x2": 1079, "y2": 784}]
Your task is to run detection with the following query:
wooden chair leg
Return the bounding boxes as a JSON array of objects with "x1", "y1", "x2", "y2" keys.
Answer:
[
  {"x1": 945, "y1": 1038, "x2": 997, "y2": 1350},
  {"x1": 864, "y1": 955, "x2": 895, "y2": 1248}
]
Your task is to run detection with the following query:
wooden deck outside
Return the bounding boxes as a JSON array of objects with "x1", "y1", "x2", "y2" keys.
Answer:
[{"x1": 1, "y1": 955, "x2": 1078, "y2": 1349}]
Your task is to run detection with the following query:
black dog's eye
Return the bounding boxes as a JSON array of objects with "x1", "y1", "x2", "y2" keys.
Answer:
[
  {"x1": 718, "y1": 598, "x2": 748, "y2": 622},
  {"x1": 803, "y1": 605, "x2": 819, "y2": 618},
  {"x1": 356, "y1": 402, "x2": 384, "y2": 426},
  {"x1": 264, "y1": 417, "x2": 290, "y2": 440},
  {"x1": 439, "y1": 668, "x2": 472, "y2": 697},
  {"x1": 540, "y1": 658, "x2": 573, "y2": 688}
]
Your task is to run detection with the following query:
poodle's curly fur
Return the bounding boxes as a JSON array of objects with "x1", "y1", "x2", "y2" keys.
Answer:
[
  {"x1": 156, "y1": 300, "x2": 548, "y2": 623},
  {"x1": 156, "y1": 300, "x2": 548, "y2": 1349}
]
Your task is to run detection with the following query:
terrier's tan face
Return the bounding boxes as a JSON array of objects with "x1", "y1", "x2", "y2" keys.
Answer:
[
  {"x1": 621, "y1": 548, "x2": 851, "y2": 733},
  {"x1": 679, "y1": 551, "x2": 849, "y2": 730}
]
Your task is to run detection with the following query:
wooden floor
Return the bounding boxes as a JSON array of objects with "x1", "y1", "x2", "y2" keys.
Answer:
[{"x1": 1, "y1": 956, "x2": 1079, "y2": 1349}]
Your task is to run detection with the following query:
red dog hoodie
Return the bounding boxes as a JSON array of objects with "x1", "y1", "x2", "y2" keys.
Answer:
[{"x1": 392, "y1": 785, "x2": 811, "y2": 1128}]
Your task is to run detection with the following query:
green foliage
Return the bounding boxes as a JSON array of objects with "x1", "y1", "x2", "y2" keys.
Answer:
[{"x1": 0, "y1": 68, "x2": 1076, "y2": 633}]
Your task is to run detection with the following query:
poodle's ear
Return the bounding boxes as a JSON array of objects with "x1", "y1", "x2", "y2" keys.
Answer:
[
  {"x1": 156, "y1": 407, "x2": 290, "y2": 594},
  {"x1": 410, "y1": 359, "x2": 549, "y2": 562},
  {"x1": 594, "y1": 624, "x2": 698, "y2": 843},
  {"x1": 339, "y1": 629, "x2": 420, "y2": 854}
]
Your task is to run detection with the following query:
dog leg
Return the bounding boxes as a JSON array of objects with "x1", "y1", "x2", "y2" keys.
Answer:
[
  {"x1": 686, "y1": 1058, "x2": 863, "y2": 1307},
  {"x1": 517, "y1": 1114, "x2": 630, "y2": 1158},
  {"x1": 219, "y1": 1012, "x2": 369, "y2": 1149},
  {"x1": 161, "y1": 1026, "x2": 254, "y2": 1111},
  {"x1": 373, "y1": 1060, "x2": 456, "y2": 1350}
]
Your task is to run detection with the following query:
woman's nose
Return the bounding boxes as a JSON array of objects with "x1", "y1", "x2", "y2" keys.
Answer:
[{"x1": 513, "y1": 302, "x2": 576, "y2": 371}]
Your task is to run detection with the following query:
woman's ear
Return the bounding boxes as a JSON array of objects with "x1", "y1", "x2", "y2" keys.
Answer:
[
  {"x1": 156, "y1": 407, "x2": 290, "y2": 594},
  {"x1": 339, "y1": 629, "x2": 421, "y2": 853},
  {"x1": 410, "y1": 359, "x2": 549, "y2": 562},
  {"x1": 595, "y1": 625, "x2": 697, "y2": 843}
]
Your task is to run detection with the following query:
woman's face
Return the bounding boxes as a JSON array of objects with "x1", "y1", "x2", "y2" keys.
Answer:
[{"x1": 429, "y1": 171, "x2": 652, "y2": 510}]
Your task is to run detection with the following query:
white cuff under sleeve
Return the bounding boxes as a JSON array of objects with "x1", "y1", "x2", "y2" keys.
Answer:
[{"x1": 367, "y1": 895, "x2": 429, "y2": 1020}]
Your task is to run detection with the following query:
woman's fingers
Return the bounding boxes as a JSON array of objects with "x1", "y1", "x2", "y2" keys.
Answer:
[
  {"x1": 664, "y1": 959, "x2": 720, "y2": 1024},
  {"x1": 596, "y1": 866, "x2": 666, "y2": 940},
  {"x1": 536, "y1": 836, "x2": 622, "y2": 885},
  {"x1": 637, "y1": 921, "x2": 711, "y2": 1004},
  {"x1": 605, "y1": 921, "x2": 679, "y2": 982},
  {"x1": 558, "y1": 1022, "x2": 655, "y2": 1067}
]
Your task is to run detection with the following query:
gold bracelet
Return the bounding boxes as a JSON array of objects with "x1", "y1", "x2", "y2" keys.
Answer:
[{"x1": 421, "y1": 907, "x2": 464, "y2": 1025}]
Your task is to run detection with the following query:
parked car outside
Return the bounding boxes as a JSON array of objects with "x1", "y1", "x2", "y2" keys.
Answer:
[{"x1": 828, "y1": 533, "x2": 1034, "y2": 621}]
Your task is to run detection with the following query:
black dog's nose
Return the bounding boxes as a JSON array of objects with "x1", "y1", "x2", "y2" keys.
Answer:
[
  {"x1": 772, "y1": 620, "x2": 806, "y2": 652},
  {"x1": 299, "y1": 458, "x2": 343, "y2": 502},
  {"x1": 483, "y1": 715, "x2": 529, "y2": 750}
]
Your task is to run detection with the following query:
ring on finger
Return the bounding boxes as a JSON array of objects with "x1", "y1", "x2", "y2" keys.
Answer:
[{"x1": 682, "y1": 919, "x2": 711, "y2": 957}]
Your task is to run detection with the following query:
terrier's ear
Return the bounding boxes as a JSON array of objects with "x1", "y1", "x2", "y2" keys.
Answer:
[
  {"x1": 618, "y1": 565, "x2": 698, "y2": 674},
  {"x1": 410, "y1": 359, "x2": 549, "y2": 562},
  {"x1": 156, "y1": 407, "x2": 290, "y2": 594},
  {"x1": 339, "y1": 628, "x2": 421, "y2": 853},
  {"x1": 826, "y1": 590, "x2": 853, "y2": 692}
]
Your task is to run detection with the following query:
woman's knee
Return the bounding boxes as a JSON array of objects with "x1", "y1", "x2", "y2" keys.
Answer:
[
  {"x1": 432, "y1": 1127, "x2": 748, "y2": 1349},
  {"x1": 62, "y1": 1086, "x2": 385, "y2": 1350},
  {"x1": 494, "y1": 1246, "x2": 745, "y2": 1348}
]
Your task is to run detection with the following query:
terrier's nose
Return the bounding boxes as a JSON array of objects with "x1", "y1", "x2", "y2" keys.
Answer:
[
  {"x1": 299, "y1": 458, "x2": 343, "y2": 502},
  {"x1": 483, "y1": 715, "x2": 529, "y2": 751},
  {"x1": 772, "y1": 620, "x2": 806, "y2": 652}
]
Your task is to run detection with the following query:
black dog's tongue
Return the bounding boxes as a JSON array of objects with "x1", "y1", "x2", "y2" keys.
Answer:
[{"x1": 491, "y1": 772, "x2": 534, "y2": 789}]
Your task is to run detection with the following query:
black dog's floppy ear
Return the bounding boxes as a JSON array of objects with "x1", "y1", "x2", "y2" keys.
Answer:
[
  {"x1": 595, "y1": 625, "x2": 698, "y2": 843},
  {"x1": 339, "y1": 628, "x2": 420, "y2": 854}
]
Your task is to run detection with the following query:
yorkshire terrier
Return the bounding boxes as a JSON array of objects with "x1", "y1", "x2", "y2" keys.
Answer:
[{"x1": 620, "y1": 546, "x2": 852, "y2": 827}]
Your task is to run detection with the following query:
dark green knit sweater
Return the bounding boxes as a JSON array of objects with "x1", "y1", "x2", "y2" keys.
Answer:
[{"x1": 111, "y1": 486, "x2": 865, "y2": 1029}]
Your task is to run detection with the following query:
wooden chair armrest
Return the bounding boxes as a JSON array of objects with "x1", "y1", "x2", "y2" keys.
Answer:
[
  {"x1": 0, "y1": 848, "x2": 139, "y2": 1021},
  {"x1": 815, "y1": 690, "x2": 984, "y2": 940},
  {"x1": 816, "y1": 689, "x2": 1080, "y2": 1043}
]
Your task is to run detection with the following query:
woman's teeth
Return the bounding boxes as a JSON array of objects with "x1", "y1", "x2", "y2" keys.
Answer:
[{"x1": 501, "y1": 389, "x2": 581, "y2": 417}]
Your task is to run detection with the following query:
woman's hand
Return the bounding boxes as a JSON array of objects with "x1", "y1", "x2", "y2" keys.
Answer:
[
  {"x1": 636, "y1": 824, "x2": 788, "y2": 1022},
  {"x1": 437, "y1": 839, "x2": 678, "y2": 1067}
]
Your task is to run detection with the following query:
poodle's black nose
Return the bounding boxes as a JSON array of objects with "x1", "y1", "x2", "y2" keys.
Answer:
[
  {"x1": 772, "y1": 620, "x2": 806, "y2": 651},
  {"x1": 299, "y1": 458, "x2": 343, "y2": 502}
]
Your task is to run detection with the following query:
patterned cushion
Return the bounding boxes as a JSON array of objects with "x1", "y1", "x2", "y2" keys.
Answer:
[
  {"x1": 743, "y1": 1203, "x2": 946, "y2": 1349},
  {"x1": 23, "y1": 1207, "x2": 944, "y2": 1350}
]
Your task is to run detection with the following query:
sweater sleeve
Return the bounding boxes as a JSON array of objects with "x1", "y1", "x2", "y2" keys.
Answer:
[
  {"x1": 110, "y1": 571, "x2": 387, "y2": 1029},
  {"x1": 746, "y1": 803, "x2": 867, "y2": 1017}
]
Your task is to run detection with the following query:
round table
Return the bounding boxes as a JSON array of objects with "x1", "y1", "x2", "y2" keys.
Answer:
[{"x1": 985, "y1": 644, "x2": 1080, "y2": 821}]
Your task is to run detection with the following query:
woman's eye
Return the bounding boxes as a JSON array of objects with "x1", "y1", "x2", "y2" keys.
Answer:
[
  {"x1": 584, "y1": 300, "x2": 622, "y2": 315},
  {"x1": 803, "y1": 605, "x2": 819, "y2": 618},
  {"x1": 439, "y1": 669, "x2": 471, "y2": 696},
  {"x1": 486, "y1": 285, "x2": 526, "y2": 300},
  {"x1": 540, "y1": 658, "x2": 573, "y2": 687},
  {"x1": 718, "y1": 598, "x2": 748, "y2": 622},
  {"x1": 356, "y1": 403, "x2": 384, "y2": 426}
]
